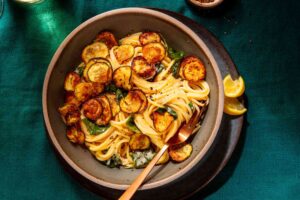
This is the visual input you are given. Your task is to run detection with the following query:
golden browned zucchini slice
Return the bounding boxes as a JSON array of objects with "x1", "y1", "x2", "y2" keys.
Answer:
[
  {"x1": 180, "y1": 56, "x2": 206, "y2": 82},
  {"x1": 89, "y1": 57, "x2": 112, "y2": 66},
  {"x1": 66, "y1": 125, "x2": 85, "y2": 144},
  {"x1": 142, "y1": 42, "x2": 166, "y2": 64},
  {"x1": 64, "y1": 72, "x2": 81, "y2": 91},
  {"x1": 169, "y1": 143, "x2": 193, "y2": 162},
  {"x1": 95, "y1": 31, "x2": 118, "y2": 49},
  {"x1": 95, "y1": 96, "x2": 112, "y2": 126},
  {"x1": 74, "y1": 82, "x2": 94, "y2": 102},
  {"x1": 58, "y1": 103, "x2": 77, "y2": 116},
  {"x1": 87, "y1": 62, "x2": 111, "y2": 83},
  {"x1": 58, "y1": 104, "x2": 80, "y2": 125},
  {"x1": 120, "y1": 91, "x2": 142, "y2": 113},
  {"x1": 113, "y1": 44, "x2": 135, "y2": 64},
  {"x1": 65, "y1": 92, "x2": 81, "y2": 107},
  {"x1": 119, "y1": 32, "x2": 142, "y2": 47},
  {"x1": 153, "y1": 111, "x2": 174, "y2": 132},
  {"x1": 82, "y1": 42, "x2": 109, "y2": 63},
  {"x1": 105, "y1": 93, "x2": 120, "y2": 117},
  {"x1": 134, "y1": 89, "x2": 148, "y2": 113},
  {"x1": 139, "y1": 32, "x2": 161, "y2": 46},
  {"x1": 112, "y1": 66, "x2": 132, "y2": 90},
  {"x1": 83, "y1": 58, "x2": 112, "y2": 83},
  {"x1": 129, "y1": 133, "x2": 150, "y2": 150},
  {"x1": 82, "y1": 99, "x2": 103, "y2": 120},
  {"x1": 91, "y1": 82, "x2": 105, "y2": 96},
  {"x1": 131, "y1": 56, "x2": 156, "y2": 80}
]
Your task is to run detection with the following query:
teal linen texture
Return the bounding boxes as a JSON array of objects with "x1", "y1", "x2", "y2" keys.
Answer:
[{"x1": 0, "y1": 0, "x2": 299, "y2": 199}]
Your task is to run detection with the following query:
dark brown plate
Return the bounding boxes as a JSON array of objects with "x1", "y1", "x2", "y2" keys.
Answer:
[{"x1": 46, "y1": 8, "x2": 243, "y2": 200}]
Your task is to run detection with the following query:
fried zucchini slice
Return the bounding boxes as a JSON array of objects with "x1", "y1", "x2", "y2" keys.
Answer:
[
  {"x1": 113, "y1": 44, "x2": 135, "y2": 64},
  {"x1": 64, "y1": 72, "x2": 81, "y2": 91},
  {"x1": 142, "y1": 42, "x2": 166, "y2": 64},
  {"x1": 112, "y1": 66, "x2": 132, "y2": 90},
  {"x1": 180, "y1": 56, "x2": 206, "y2": 82},
  {"x1": 153, "y1": 111, "x2": 174, "y2": 132},
  {"x1": 169, "y1": 143, "x2": 193, "y2": 162},
  {"x1": 131, "y1": 56, "x2": 156, "y2": 80},
  {"x1": 82, "y1": 42, "x2": 109, "y2": 63},
  {"x1": 95, "y1": 96, "x2": 112, "y2": 126},
  {"x1": 120, "y1": 91, "x2": 142, "y2": 113},
  {"x1": 87, "y1": 62, "x2": 111, "y2": 83},
  {"x1": 96, "y1": 31, "x2": 118, "y2": 49},
  {"x1": 65, "y1": 92, "x2": 81, "y2": 107},
  {"x1": 105, "y1": 93, "x2": 120, "y2": 117},
  {"x1": 65, "y1": 112, "x2": 80, "y2": 125},
  {"x1": 157, "y1": 151, "x2": 169, "y2": 165},
  {"x1": 82, "y1": 99, "x2": 103, "y2": 120},
  {"x1": 134, "y1": 89, "x2": 148, "y2": 113},
  {"x1": 119, "y1": 32, "x2": 142, "y2": 47},
  {"x1": 58, "y1": 103, "x2": 77, "y2": 116},
  {"x1": 74, "y1": 82, "x2": 94, "y2": 102},
  {"x1": 66, "y1": 125, "x2": 85, "y2": 144},
  {"x1": 83, "y1": 58, "x2": 112, "y2": 83},
  {"x1": 129, "y1": 133, "x2": 150, "y2": 150},
  {"x1": 139, "y1": 32, "x2": 161, "y2": 46},
  {"x1": 58, "y1": 104, "x2": 80, "y2": 125},
  {"x1": 91, "y1": 82, "x2": 105, "y2": 96},
  {"x1": 89, "y1": 57, "x2": 112, "y2": 65}
]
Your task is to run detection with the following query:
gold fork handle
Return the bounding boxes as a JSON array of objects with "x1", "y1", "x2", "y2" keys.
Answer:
[{"x1": 119, "y1": 144, "x2": 169, "y2": 200}]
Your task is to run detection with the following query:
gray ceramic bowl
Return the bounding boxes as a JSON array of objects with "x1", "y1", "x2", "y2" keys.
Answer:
[{"x1": 42, "y1": 8, "x2": 224, "y2": 190}]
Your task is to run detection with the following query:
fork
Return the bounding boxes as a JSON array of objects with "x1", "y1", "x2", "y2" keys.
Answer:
[{"x1": 119, "y1": 106, "x2": 206, "y2": 200}]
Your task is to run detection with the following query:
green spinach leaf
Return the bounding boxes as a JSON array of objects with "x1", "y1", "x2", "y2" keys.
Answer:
[
  {"x1": 105, "y1": 83, "x2": 118, "y2": 93},
  {"x1": 126, "y1": 116, "x2": 141, "y2": 133},
  {"x1": 75, "y1": 63, "x2": 85, "y2": 77},
  {"x1": 188, "y1": 102, "x2": 194, "y2": 110},
  {"x1": 168, "y1": 48, "x2": 185, "y2": 61},
  {"x1": 116, "y1": 89, "x2": 126, "y2": 102},
  {"x1": 82, "y1": 118, "x2": 110, "y2": 135},
  {"x1": 171, "y1": 61, "x2": 181, "y2": 78},
  {"x1": 104, "y1": 155, "x2": 122, "y2": 168},
  {"x1": 155, "y1": 63, "x2": 164, "y2": 74},
  {"x1": 156, "y1": 107, "x2": 178, "y2": 119}
]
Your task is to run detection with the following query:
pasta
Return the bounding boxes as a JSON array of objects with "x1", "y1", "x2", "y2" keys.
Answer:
[{"x1": 58, "y1": 31, "x2": 209, "y2": 168}]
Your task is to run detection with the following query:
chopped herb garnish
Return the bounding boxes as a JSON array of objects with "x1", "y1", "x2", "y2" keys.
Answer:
[
  {"x1": 126, "y1": 116, "x2": 141, "y2": 133},
  {"x1": 82, "y1": 118, "x2": 110, "y2": 135}
]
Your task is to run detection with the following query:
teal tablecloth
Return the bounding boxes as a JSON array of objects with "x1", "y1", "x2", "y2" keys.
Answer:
[{"x1": 0, "y1": 0, "x2": 299, "y2": 199}]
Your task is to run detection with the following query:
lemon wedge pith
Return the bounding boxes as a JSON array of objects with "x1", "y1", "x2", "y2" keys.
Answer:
[{"x1": 223, "y1": 75, "x2": 245, "y2": 98}]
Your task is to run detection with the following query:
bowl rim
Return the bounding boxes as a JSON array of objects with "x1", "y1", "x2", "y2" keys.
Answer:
[{"x1": 42, "y1": 7, "x2": 224, "y2": 190}]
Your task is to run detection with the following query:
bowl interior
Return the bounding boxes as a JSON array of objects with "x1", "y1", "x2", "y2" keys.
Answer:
[{"x1": 44, "y1": 8, "x2": 223, "y2": 190}]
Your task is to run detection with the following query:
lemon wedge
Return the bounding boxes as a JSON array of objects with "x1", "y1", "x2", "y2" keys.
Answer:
[
  {"x1": 223, "y1": 75, "x2": 245, "y2": 98},
  {"x1": 224, "y1": 97, "x2": 247, "y2": 115}
]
